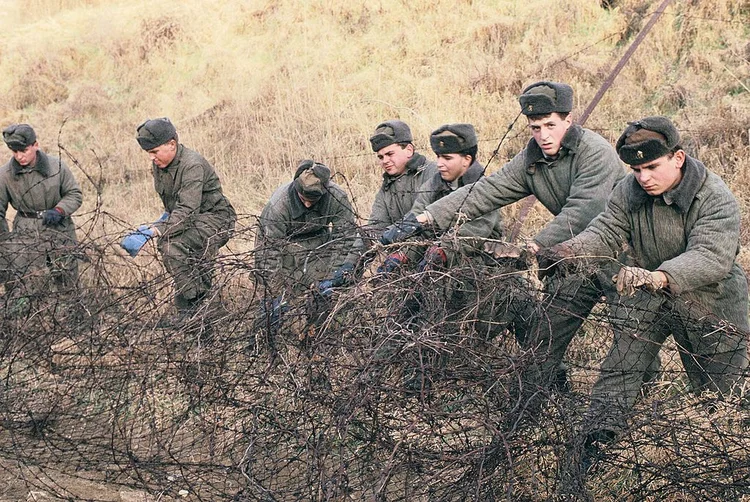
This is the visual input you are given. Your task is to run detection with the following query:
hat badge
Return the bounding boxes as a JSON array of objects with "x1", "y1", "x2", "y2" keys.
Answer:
[
  {"x1": 636, "y1": 150, "x2": 644, "y2": 159},
  {"x1": 528, "y1": 104, "x2": 533, "y2": 111},
  {"x1": 439, "y1": 140, "x2": 444, "y2": 147}
]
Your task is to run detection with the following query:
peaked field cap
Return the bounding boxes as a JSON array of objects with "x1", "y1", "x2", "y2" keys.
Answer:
[
  {"x1": 518, "y1": 81, "x2": 574, "y2": 116},
  {"x1": 430, "y1": 123, "x2": 477, "y2": 154},
  {"x1": 2, "y1": 124, "x2": 37, "y2": 151},
  {"x1": 136, "y1": 117, "x2": 177, "y2": 150},
  {"x1": 616, "y1": 116, "x2": 681, "y2": 165},
  {"x1": 294, "y1": 159, "x2": 331, "y2": 199},
  {"x1": 369, "y1": 120, "x2": 413, "y2": 152}
]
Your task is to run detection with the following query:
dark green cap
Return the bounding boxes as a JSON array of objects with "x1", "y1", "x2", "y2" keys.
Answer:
[
  {"x1": 430, "y1": 124, "x2": 477, "y2": 154},
  {"x1": 519, "y1": 81, "x2": 573, "y2": 116},
  {"x1": 616, "y1": 116, "x2": 680, "y2": 165},
  {"x1": 2, "y1": 124, "x2": 37, "y2": 151},
  {"x1": 294, "y1": 160, "x2": 331, "y2": 200},
  {"x1": 369, "y1": 120, "x2": 413, "y2": 152},
  {"x1": 136, "y1": 117, "x2": 177, "y2": 150}
]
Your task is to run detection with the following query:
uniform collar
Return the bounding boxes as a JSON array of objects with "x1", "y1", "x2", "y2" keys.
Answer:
[
  {"x1": 628, "y1": 155, "x2": 707, "y2": 213},
  {"x1": 525, "y1": 123, "x2": 583, "y2": 167},
  {"x1": 11, "y1": 150, "x2": 51, "y2": 177}
]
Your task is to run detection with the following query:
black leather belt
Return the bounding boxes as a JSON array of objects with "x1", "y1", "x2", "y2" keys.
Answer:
[{"x1": 16, "y1": 210, "x2": 45, "y2": 219}]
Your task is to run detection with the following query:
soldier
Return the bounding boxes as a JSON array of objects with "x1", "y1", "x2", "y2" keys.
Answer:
[
  {"x1": 380, "y1": 123, "x2": 503, "y2": 270},
  {"x1": 0, "y1": 124, "x2": 82, "y2": 300},
  {"x1": 122, "y1": 118, "x2": 236, "y2": 322},
  {"x1": 543, "y1": 116, "x2": 749, "y2": 464},
  {"x1": 384, "y1": 82, "x2": 626, "y2": 377},
  {"x1": 319, "y1": 120, "x2": 436, "y2": 293},
  {"x1": 255, "y1": 160, "x2": 356, "y2": 295}
]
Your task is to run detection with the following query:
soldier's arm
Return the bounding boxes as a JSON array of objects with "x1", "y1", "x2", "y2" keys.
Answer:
[
  {"x1": 158, "y1": 162, "x2": 203, "y2": 236},
  {"x1": 423, "y1": 154, "x2": 531, "y2": 231},
  {"x1": 534, "y1": 136, "x2": 623, "y2": 248},
  {"x1": 254, "y1": 200, "x2": 289, "y2": 275},
  {"x1": 327, "y1": 188, "x2": 358, "y2": 272},
  {"x1": 55, "y1": 161, "x2": 83, "y2": 216}
]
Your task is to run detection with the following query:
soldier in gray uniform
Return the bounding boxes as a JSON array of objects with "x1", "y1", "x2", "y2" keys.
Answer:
[
  {"x1": 319, "y1": 120, "x2": 436, "y2": 293},
  {"x1": 124, "y1": 118, "x2": 236, "y2": 319},
  {"x1": 0, "y1": 124, "x2": 82, "y2": 296},
  {"x1": 255, "y1": 160, "x2": 356, "y2": 295},
  {"x1": 380, "y1": 123, "x2": 503, "y2": 269},
  {"x1": 543, "y1": 116, "x2": 749, "y2": 463}
]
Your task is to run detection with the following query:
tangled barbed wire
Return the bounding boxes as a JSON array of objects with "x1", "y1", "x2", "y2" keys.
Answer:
[{"x1": 0, "y1": 208, "x2": 748, "y2": 502}]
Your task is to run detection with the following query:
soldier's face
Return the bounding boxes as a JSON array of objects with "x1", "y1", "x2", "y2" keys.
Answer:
[
  {"x1": 528, "y1": 113, "x2": 572, "y2": 156},
  {"x1": 436, "y1": 153, "x2": 471, "y2": 182},
  {"x1": 147, "y1": 139, "x2": 177, "y2": 168},
  {"x1": 630, "y1": 151, "x2": 685, "y2": 196},
  {"x1": 376, "y1": 143, "x2": 414, "y2": 176},
  {"x1": 11, "y1": 143, "x2": 39, "y2": 167},
  {"x1": 297, "y1": 192, "x2": 320, "y2": 208}
]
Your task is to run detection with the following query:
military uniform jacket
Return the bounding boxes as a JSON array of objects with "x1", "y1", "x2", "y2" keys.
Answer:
[
  {"x1": 255, "y1": 180, "x2": 356, "y2": 277},
  {"x1": 0, "y1": 150, "x2": 82, "y2": 240},
  {"x1": 412, "y1": 159, "x2": 504, "y2": 242},
  {"x1": 152, "y1": 145, "x2": 236, "y2": 240},
  {"x1": 425, "y1": 125, "x2": 624, "y2": 248},
  {"x1": 344, "y1": 153, "x2": 436, "y2": 266},
  {"x1": 565, "y1": 156, "x2": 749, "y2": 331}
]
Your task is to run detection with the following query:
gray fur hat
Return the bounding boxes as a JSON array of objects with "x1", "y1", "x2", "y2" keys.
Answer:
[
  {"x1": 3, "y1": 124, "x2": 37, "y2": 151},
  {"x1": 430, "y1": 123, "x2": 477, "y2": 154},
  {"x1": 136, "y1": 117, "x2": 178, "y2": 150},
  {"x1": 616, "y1": 116, "x2": 681, "y2": 165},
  {"x1": 519, "y1": 81, "x2": 574, "y2": 116},
  {"x1": 369, "y1": 120, "x2": 413, "y2": 152}
]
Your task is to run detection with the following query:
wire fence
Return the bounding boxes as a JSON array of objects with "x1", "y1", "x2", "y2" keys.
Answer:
[{"x1": 0, "y1": 209, "x2": 748, "y2": 502}]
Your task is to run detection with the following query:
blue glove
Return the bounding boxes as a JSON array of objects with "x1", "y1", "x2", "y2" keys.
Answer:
[
  {"x1": 120, "y1": 226, "x2": 157, "y2": 257},
  {"x1": 377, "y1": 252, "x2": 407, "y2": 274},
  {"x1": 154, "y1": 212, "x2": 170, "y2": 224},
  {"x1": 42, "y1": 208, "x2": 65, "y2": 226},
  {"x1": 417, "y1": 245, "x2": 447, "y2": 272},
  {"x1": 380, "y1": 213, "x2": 423, "y2": 245},
  {"x1": 318, "y1": 279, "x2": 335, "y2": 297},
  {"x1": 318, "y1": 263, "x2": 355, "y2": 297}
]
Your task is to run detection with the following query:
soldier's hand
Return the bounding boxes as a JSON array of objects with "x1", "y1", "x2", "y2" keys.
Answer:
[
  {"x1": 120, "y1": 225, "x2": 158, "y2": 257},
  {"x1": 42, "y1": 208, "x2": 64, "y2": 226},
  {"x1": 536, "y1": 242, "x2": 576, "y2": 279},
  {"x1": 380, "y1": 213, "x2": 423, "y2": 245},
  {"x1": 613, "y1": 266, "x2": 666, "y2": 297},
  {"x1": 418, "y1": 245, "x2": 447, "y2": 272},
  {"x1": 377, "y1": 252, "x2": 407, "y2": 274}
]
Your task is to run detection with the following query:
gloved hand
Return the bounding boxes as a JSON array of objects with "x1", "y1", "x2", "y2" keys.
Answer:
[
  {"x1": 154, "y1": 212, "x2": 170, "y2": 224},
  {"x1": 418, "y1": 245, "x2": 447, "y2": 272},
  {"x1": 42, "y1": 208, "x2": 64, "y2": 226},
  {"x1": 613, "y1": 266, "x2": 664, "y2": 297},
  {"x1": 318, "y1": 263, "x2": 355, "y2": 297},
  {"x1": 380, "y1": 213, "x2": 423, "y2": 245},
  {"x1": 377, "y1": 252, "x2": 408, "y2": 274},
  {"x1": 120, "y1": 225, "x2": 158, "y2": 258},
  {"x1": 536, "y1": 242, "x2": 576, "y2": 279}
]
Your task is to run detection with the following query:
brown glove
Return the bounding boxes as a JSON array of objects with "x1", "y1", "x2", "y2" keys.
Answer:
[{"x1": 612, "y1": 266, "x2": 665, "y2": 297}]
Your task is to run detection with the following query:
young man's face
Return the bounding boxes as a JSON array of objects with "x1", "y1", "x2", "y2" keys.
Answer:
[
  {"x1": 436, "y1": 153, "x2": 471, "y2": 183},
  {"x1": 376, "y1": 143, "x2": 414, "y2": 177},
  {"x1": 527, "y1": 113, "x2": 572, "y2": 157},
  {"x1": 147, "y1": 139, "x2": 178, "y2": 168},
  {"x1": 11, "y1": 143, "x2": 39, "y2": 167},
  {"x1": 630, "y1": 151, "x2": 685, "y2": 196}
]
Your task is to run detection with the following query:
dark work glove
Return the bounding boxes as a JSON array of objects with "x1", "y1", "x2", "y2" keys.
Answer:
[
  {"x1": 42, "y1": 208, "x2": 65, "y2": 226},
  {"x1": 318, "y1": 263, "x2": 355, "y2": 297},
  {"x1": 380, "y1": 213, "x2": 423, "y2": 245},
  {"x1": 377, "y1": 252, "x2": 408, "y2": 274},
  {"x1": 536, "y1": 243, "x2": 576, "y2": 280},
  {"x1": 417, "y1": 245, "x2": 447, "y2": 272}
]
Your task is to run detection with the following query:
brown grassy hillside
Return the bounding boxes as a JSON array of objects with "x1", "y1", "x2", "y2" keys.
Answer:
[{"x1": 1, "y1": 0, "x2": 748, "y2": 255}]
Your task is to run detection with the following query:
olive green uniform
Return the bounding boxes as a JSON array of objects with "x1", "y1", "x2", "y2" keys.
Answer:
[
  {"x1": 152, "y1": 144, "x2": 236, "y2": 308},
  {"x1": 0, "y1": 150, "x2": 82, "y2": 287}
]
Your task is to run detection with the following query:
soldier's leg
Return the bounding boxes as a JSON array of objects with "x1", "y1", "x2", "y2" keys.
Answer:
[
  {"x1": 584, "y1": 291, "x2": 669, "y2": 435},
  {"x1": 670, "y1": 301, "x2": 749, "y2": 396},
  {"x1": 158, "y1": 230, "x2": 216, "y2": 309}
]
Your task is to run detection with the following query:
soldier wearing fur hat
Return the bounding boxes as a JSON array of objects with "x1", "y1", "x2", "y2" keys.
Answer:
[
  {"x1": 379, "y1": 123, "x2": 504, "y2": 271},
  {"x1": 318, "y1": 120, "x2": 437, "y2": 294},
  {"x1": 124, "y1": 117, "x2": 236, "y2": 321},
  {"x1": 0, "y1": 123, "x2": 82, "y2": 298},
  {"x1": 543, "y1": 116, "x2": 749, "y2": 466},
  {"x1": 255, "y1": 160, "x2": 356, "y2": 294}
]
